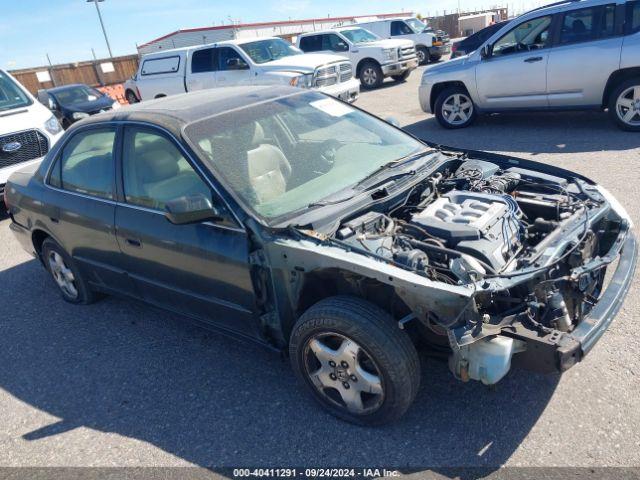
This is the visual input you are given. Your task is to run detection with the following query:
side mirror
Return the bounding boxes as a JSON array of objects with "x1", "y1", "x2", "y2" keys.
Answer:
[
  {"x1": 227, "y1": 58, "x2": 249, "y2": 70},
  {"x1": 336, "y1": 42, "x2": 349, "y2": 52},
  {"x1": 385, "y1": 116, "x2": 401, "y2": 128},
  {"x1": 480, "y1": 44, "x2": 492, "y2": 59},
  {"x1": 164, "y1": 194, "x2": 222, "y2": 225}
]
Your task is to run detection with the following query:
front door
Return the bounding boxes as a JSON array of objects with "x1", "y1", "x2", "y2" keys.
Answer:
[
  {"x1": 215, "y1": 47, "x2": 252, "y2": 86},
  {"x1": 114, "y1": 125, "x2": 258, "y2": 337},
  {"x1": 476, "y1": 14, "x2": 553, "y2": 109},
  {"x1": 547, "y1": 4, "x2": 623, "y2": 107}
]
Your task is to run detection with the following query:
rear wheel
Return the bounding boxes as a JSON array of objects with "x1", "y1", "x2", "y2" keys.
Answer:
[
  {"x1": 290, "y1": 296, "x2": 420, "y2": 426},
  {"x1": 416, "y1": 46, "x2": 429, "y2": 65},
  {"x1": 391, "y1": 71, "x2": 411, "y2": 82},
  {"x1": 126, "y1": 90, "x2": 139, "y2": 104},
  {"x1": 359, "y1": 61, "x2": 383, "y2": 89},
  {"x1": 42, "y1": 238, "x2": 96, "y2": 304},
  {"x1": 434, "y1": 86, "x2": 476, "y2": 129},
  {"x1": 609, "y1": 78, "x2": 640, "y2": 132}
]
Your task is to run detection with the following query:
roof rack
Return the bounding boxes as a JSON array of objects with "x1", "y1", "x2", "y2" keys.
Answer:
[{"x1": 527, "y1": 0, "x2": 585, "y2": 13}]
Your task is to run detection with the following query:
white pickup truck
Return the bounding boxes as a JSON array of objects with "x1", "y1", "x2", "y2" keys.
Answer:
[
  {"x1": 297, "y1": 27, "x2": 418, "y2": 89},
  {"x1": 355, "y1": 17, "x2": 451, "y2": 65},
  {"x1": 135, "y1": 37, "x2": 360, "y2": 103},
  {"x1": 0, "y1": 69, "x2": 63, "y2": 200}
]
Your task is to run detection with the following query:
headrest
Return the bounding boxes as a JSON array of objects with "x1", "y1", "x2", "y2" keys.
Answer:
[
  {"x1": 137, "y1": 149, "x2": 179, "y2": 183},
  {"x1": 572, "y1": 19, "x2": 586, "y2": 33},
  {"x1": 251, "y1": 122, "x2": 265, "y2": 147}
]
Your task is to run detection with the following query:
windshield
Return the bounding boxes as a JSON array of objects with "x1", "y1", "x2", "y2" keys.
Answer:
[
  {"x1": 405, "y1": 18, "x2": 427, "y2": 33},
  {"x1": 239, "y1": 39, "x2": 302, "y2": 64},
  {"x1": 184, "y1": 92, "x2": 426, "y2": 221},
  {"x1": 0, "y1": 71, "x2": 32, "y2": 112},
  {"x1": 51, "y1": 85, "x2": 104, "y2": 106},
  {"x1": 341, "y1": 28, "x2": 380, "y2": 44}
]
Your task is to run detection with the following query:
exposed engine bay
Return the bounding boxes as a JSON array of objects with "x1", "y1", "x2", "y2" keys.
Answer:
[{"x1": 319, "y1": 157, "x2": 632, "y2": 385}]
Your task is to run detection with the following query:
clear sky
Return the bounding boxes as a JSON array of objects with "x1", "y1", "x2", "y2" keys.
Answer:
[{"x1": 2, "y1": 0, "x2": 547, "y2": 70}]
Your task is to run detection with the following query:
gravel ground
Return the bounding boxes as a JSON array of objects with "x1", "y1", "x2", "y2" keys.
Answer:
[{"x1": 0, "y1": 63, "x2": 639, "y2": 473}]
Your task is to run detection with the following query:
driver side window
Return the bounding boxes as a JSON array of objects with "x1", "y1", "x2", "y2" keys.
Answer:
[
  {"x1": 492, "y1": 15, "x2": 552, "y2": 57},
  {"x1": 122, "y1": 127, "x2": 213, "y2": 211}
]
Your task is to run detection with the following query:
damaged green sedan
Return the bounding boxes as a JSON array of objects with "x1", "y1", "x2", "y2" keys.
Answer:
[{"x1": 5, "y1": 86, "x2": 636, "y2": 425}]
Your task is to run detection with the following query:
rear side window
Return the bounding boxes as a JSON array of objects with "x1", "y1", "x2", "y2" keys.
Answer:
[
  {"x1": 559, "y1": 5, "x2": 617, "y2": 44},
  {"x1": 191, "y1": 48, "x2": 216, "y2": 73},
  {"x1": 628, "y1": 1, "x2": 640, "y2": 34},
  {"x1": 299, "y1": 35, "x2": 322, "y2": 52},
  {"x1": 50, "y1": 129, "x2": 116, "y2": 200},
  {"x1": 141, "y1": 55, "x2": 180, "y2": 76}
]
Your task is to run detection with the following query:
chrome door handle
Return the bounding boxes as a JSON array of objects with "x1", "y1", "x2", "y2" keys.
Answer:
[{"x1": 524, "y1": 56, "x2": 543, "y2": 63}]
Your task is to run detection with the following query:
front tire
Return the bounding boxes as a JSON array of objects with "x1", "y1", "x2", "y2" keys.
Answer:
[
  {"x1": 125, "y1": 90, "x2": 139, "y2": 104},
  {"x1": 416, "y1": 46, "x2": 429, "y2": 65},
  {"x1": 609, "y1": 78, "x2": 640, "y2": 132},
  {"x1": 359, "y1": 61, "x2": 383, "y2": 89},
  {"x1": 290, "y1": 296, "x2": 420, "y2": 426},
  {"x1": 42, "y1": 238, "x2": 96, "y2": 305},
  {"x1": 434, "y1": 86, "x2": 477, "y2": 129}
]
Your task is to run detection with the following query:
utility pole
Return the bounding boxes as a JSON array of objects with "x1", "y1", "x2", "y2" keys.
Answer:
[{"x1": 88, "y1": 0, "x2": 114, "y2": 58}]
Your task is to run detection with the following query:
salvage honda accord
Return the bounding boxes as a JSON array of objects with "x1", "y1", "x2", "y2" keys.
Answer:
[{"x1": 4, "y1": 86, "x2": 636, "y2": 425}]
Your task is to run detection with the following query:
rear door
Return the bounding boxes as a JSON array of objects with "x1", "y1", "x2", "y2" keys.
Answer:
[
  {"x1": 187, "y1": 46, "x2": 217, "y2": 91},
  {"x1": 114, "y1": 124, "x2": 258, "y2": 336},
  {"x1": 215, "y1": 46, "x2": 252, "y2": 86},
  {"x1": 476, "y1": 14, "x2": 553, "y2": 109},
  {"x1": 547, "y1": 4, "x2": 624, "y2": 107},
  {"x1": 44, "y1": 125, "x2": 132, "y2": 295}
]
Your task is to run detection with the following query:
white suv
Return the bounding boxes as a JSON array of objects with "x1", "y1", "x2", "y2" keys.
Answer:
[
  {"x1": 0, "y1": 69, "x2": 63, "y2": 200},
  {"x1": 419, "y1": 0, "x2": 640, "y2": 131},
  {"x1": 297, "y1": 27, "x2": 418, "y2": 89}
]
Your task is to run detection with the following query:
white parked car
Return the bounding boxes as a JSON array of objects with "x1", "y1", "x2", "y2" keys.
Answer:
[
  {"x1": 297, "y1": 27, "x2": 418, "y2": 89},
  {"x1": 0, "y1": 69, "x2": 63, "y2": 200},
  {"x1": 134, "y1": 37, "x2": 360, "y2": 103},
  {"x1": 354, "y1": 17, "x2": 451, "y2": 65}
]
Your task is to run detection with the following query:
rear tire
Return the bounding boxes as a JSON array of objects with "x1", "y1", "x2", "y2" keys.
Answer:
[
  {"x1": 125, "y1": 90, "x2": 139, "y2": 104},
  {"x1": 608, "y1": 78, "x2": 640, "y2": 132},
  {"x1": 359, "y1": 61, "x2": 383, "y2": 89},
  {"x1": 42, "y1": 238, "x2": 96, "y2": 305},
  {"x1": 391, "y1": 71, "x2": 411, "y2": 82},
  {"x1": 434, "y1": 85, "x2": 477, "y2": 129},
  {"x1": 290, "y1": 296, "x2": 420, "y2": 426}
]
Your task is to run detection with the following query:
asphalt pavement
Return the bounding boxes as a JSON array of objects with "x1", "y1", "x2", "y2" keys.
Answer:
[{"x1": 0, "y1": 63, "x2": 639, "y2": 473}]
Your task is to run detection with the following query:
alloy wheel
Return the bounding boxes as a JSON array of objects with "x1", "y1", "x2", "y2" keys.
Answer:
[
  {"x1": 303, "y1": 332, "x2": 384, "y2": 415},
  {"x1": 442, "y1": 93, "x2": 474, "y2": 126},
  {"x1": 48, "y1": 251, "x2": 78, "y2": 299},
  {"x1": 362, "y1": 68, "x2": 378, "y2": 87},
  {"x1": 616, "y1": 86, "x2": 640, "y2": 127},
  {"x1": 416, "y1": 49, "x2": 427, "y2": 64}
]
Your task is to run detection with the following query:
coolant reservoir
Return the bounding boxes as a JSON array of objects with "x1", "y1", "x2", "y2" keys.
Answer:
[{"x1": 451, "y1": 336, "x2": 523, "y2": 385}]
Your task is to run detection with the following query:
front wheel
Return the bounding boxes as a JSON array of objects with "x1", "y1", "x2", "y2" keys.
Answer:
[
  {"x1": 609, "y1": 78, "x2": 640, "y2": 132},
  {"x1": 434, "y1": 86, "x2": 477, "y2": 129},
  {"x1": 290, "y1": 296, "x2": 420, "y2": 426},
  {"x1": 391, "y1": 71, "x2": 411, "y2": 82},
  {"x1": 416, "y1": 46, "x2": 429, "y2": 65},
  {"x1": 359, "y1": 61, "x2": 383, "y2": 89},
  {"x1": 125, "y1": 90, "x2": 139, "y2": 104}
]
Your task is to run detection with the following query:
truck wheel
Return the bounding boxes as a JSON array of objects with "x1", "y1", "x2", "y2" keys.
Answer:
[
  {"x1": 434, "y1": 86, "x2": 477, "y2": 129},
  {"x1": 290, "y1": 296, "x2": 420, "y2": 426},
  {"x1": 42, "y1": 238, "x2": 96, "y2": 305},
  {"x1": 609, "y1": 78, "x2": 640, "y2": 132},
  {"x1": 416, "y1": 46, "x2": 429, "y2": 65},
  {"x1": 126, "y1": 90, "x2": 139, "y2": 104},
  {"x1": 391, "y1": 71, "x2": 411, "y2": 82},
  {"x1": 359, "y1": 61, "x2": 383, "y2": 89}
]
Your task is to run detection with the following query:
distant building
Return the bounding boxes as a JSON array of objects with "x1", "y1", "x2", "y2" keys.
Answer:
[
  {"x1": 425, "y1": 8, "x2": 508, "y2": 38},
  {"x1": 138, "y1": 12, "x2": 412, "y2": 55}
]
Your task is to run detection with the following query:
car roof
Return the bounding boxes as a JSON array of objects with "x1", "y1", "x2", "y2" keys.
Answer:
[
  {"x1": 76, "y1": 85, "x2": 303, "y2": 137},
  {"x1": 46, "y1": 83, "x2": 92, "y2": 93},
  {"x1": 520, "y1": 0, "x2": 623, "y2": 18}
]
